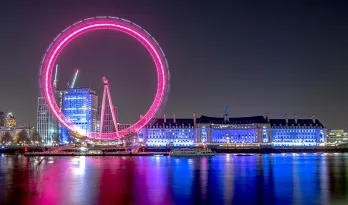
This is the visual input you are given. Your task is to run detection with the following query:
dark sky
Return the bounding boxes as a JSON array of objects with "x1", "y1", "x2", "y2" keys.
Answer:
[{"x1": 0, "y1": 0, "x2": 348, "y2": 129}]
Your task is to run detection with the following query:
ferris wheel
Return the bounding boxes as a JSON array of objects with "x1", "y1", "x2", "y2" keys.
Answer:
[{"x1": 39, "y1": 16, "x2": 170, "y2": 140}]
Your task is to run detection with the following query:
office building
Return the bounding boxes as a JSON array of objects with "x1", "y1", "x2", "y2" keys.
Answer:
[
  {"x1": 5, "y1": 113, "x2": 16, "y2": 129},
  {"x1": 36, "y1": 91, "x2": 66, "y2": 145},
  {"x1": 327, "y1": 129, "x2": 348, "y2": 144},
  {"x1": 97, "y1": 105, "x2": 117, "y2": 133},
  {"x1": 62, "y1": 88, "x2": 98, "y2": 139},
  {"x1": 37, "y1": 97, "x2": 59, "y2": 145}
]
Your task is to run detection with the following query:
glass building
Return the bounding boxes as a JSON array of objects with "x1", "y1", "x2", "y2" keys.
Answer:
[
  {"x1": 62, "y1": 88, "x2": 98, "y2": 140},
  {"x1": 37, "y1": 97, "x2": 59, "y2": 145},
  {"x1": 37, "y1": 91, "x2": 66, "y2": 145}
]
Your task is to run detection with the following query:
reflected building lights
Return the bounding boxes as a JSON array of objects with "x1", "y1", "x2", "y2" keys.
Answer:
[
  {"x1": 223, "y1": 155, "x2": 234, "y2": 204},
  {"x1": 200, "y1": 157, "x2": 208, "y2": 200},
  {"x1": 1, "y1": 154, "x2": 348, "y2": 204},
  {"x1": 72, "y1": 156, "x2": 86, "y2": 175}
]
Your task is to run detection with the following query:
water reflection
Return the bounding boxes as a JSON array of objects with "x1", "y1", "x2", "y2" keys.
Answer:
[{"x1": 0, "y1": 154, "x2": 348, "y2": 205}]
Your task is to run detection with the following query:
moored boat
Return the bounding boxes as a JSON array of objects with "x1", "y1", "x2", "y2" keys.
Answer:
[{"x1": 170, "y1": 148, "x2": 215, "y2": 157}]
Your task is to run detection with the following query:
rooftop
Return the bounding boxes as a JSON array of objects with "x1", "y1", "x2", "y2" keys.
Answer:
[{"x1": 198, "y1": 115, "x2": 268, "y2": 124}]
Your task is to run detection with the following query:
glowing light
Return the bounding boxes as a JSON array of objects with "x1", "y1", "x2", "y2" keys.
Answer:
[{"x1": 40, "y1": 16, "x2": 169, "y2": 139}]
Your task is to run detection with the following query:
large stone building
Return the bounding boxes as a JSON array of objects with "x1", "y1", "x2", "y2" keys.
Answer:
[{"x1": 137, "y1": 113, "x2": 326, "y2": 147}]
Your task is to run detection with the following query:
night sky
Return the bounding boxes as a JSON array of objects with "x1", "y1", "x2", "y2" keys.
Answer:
[{"x1": 0, "y1": 0, "x2": 348, "y2": 129}]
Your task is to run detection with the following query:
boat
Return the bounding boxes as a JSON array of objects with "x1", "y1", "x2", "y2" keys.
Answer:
[{"x1": 170, "y1": 148, "x2": 215, "y2": 157}]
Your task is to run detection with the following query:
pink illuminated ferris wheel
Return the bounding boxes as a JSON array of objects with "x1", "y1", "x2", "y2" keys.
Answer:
[{"x1": 39, "y1": 16, "x2": 170, "y2": 139}]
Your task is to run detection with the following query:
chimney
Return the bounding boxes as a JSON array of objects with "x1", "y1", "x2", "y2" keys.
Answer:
[
  {"x1": 164, "y1": 114, "x2": 166, "y2": 123},
  {"x1": 285, "y1": 113, "x2": 288, "y2": 124},
  {"x1": 193, "y1": 112, "x2": 196, "y2": 127},
  {"x1": 140, "y1": 114, "x2": 143, "y2": 119},
  {"x1": 312, "y1": 113, "x2": 316, "y2": 123},
  {"x1": 265, "y1": 113, "x2": 270, "y2": 123},
  {"x1": 174, "y1": 113, "x2": 176, "y2": 123},
  {"x1": 294, "y1": 114, "x2": 298, "y2": 123}
]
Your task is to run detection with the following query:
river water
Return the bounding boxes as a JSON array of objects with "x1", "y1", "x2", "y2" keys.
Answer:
[{"x1": 0, "y1": 153, "x2": 348, "y2": 205}]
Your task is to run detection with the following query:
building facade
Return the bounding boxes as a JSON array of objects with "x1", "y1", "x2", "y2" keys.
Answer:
[
  {"x1": 37, "y1": 97, "x2": 59, "y2": 145},
  {"x1": 326, "y1": 129, "x2": 348, "y2": 144},
  {"x1": 270, "y1": 117, "x2": 326, "y2": 146},
  {"x1": 62, "y1": 88, "x2": 98, "y2": 139},
  {"x1": 138, "y1": 118, "x2": 196, "y2": 146},
  {"x1": 36, "y1": 90, "x2": 66, "y2": 145},
  {"x1": 5, "y1": 113, "x2": 16, "y2": 128},
  {"x1": 96, "y1": 105, "x2": 116, "y2": 133},
  {"x1": 138, "y1": 114, "x2": 327, "y2": 147},
  {"x1": 196, "y1": 115, "x2": 270, "y2": 144}
]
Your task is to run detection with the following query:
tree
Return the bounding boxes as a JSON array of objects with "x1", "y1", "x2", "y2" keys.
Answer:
[
  {"x1": 1, "y1": 132, "x2": 13, "y2": 143},
  {"x1": 29, "y1": 128, "x2": 42, "y2": 143},
  {"x1": 13, "y1": 129, "x2": 29, "y2": 144}
]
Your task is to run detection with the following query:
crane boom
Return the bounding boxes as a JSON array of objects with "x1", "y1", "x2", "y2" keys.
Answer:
[
  {"x1": 70, "y1": 69, "x2": 79, "y2": 88},
  {"x1": 53, "y1": 64, "x2": 58, "y2": 88}
]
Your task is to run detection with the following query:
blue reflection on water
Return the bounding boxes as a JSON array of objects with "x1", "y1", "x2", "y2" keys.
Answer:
[{"x1": 0, "y1": 154, "x2": 348, "y2": 205}]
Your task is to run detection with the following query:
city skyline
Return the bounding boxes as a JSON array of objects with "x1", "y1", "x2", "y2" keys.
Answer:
[{"x1": 1, "y1": 1, "x2": 348, "y2": 130}]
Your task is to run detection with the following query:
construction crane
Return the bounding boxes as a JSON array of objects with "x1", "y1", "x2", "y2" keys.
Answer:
[
  {"x1": 70, "y1": 69, "x2": 79, "y2": 88},
  {"x1": 53, "y1": 64, "x2": 59, "y2": 89}
]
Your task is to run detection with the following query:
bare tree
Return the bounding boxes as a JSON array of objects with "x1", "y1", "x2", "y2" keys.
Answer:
[
  {"x1": 29, "y1": 128, "x2": 42, "y2": 143},
  {"x1": 1, "y1": 132, "x2": 13, "y2": 143},
  {"x1": 13, "y1": 129, "x2": 29, "y2": 144}
]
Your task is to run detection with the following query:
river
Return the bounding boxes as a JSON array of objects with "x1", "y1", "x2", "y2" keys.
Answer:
[{"x1": 1, "y1": 153, "x2": 348, "y2": 205}]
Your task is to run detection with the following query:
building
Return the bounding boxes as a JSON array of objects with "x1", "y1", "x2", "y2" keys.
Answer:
[
  {"x1": 0, "y1": 111, "x2": 5, "y2": 127},
  {"x1": 327, "y1": 129, "x2": 348, "y2": 144},
  {"x1": 36, "y1": 91, "x2": 66, "y2": 145},
  {"x1": 269, "y1": 115, "x2": 326, "y2": 146},
  {"x1": 138, "y1": 117, "x2": 196, "y2": 146},
  {"x1": 118, "y1": 124, "x2": 131, "y2": 131},
  {"x1": 197, "y1": 115, "x2": 270, "y2": 144},
  {"x1": 96, "y1": 105, "x2": 117, "y2": 133},
  {"x1": 137, "y1": 113, "x2": 327, "y2": 147},
  {"x1": 62, "y1": 88, "x2": 98, "y2": 139},
  {"x1": 5, "y1": 113, "x2": 16, "y2": 129},
  {"x1": 37, "y1": 97, "x2": 59, "y2": 145}
]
